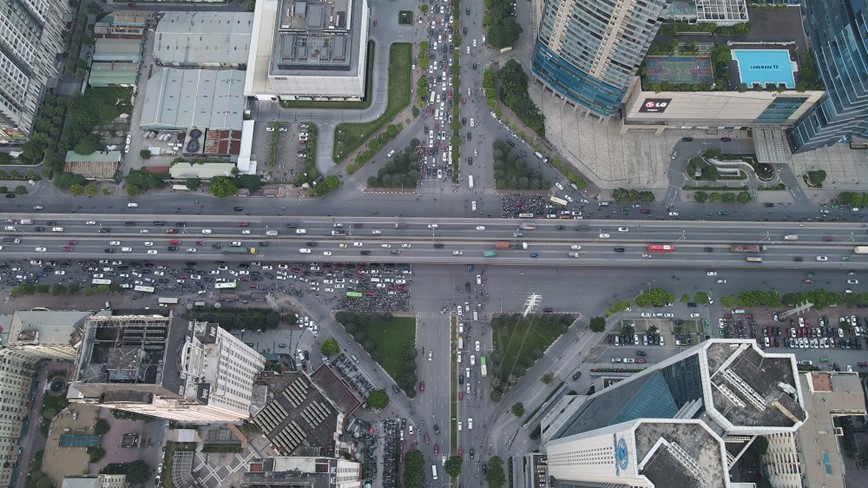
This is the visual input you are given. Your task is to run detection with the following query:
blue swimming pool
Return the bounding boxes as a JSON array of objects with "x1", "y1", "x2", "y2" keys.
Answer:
[{"x1": 731, "y1": 49, "x2": 796, "y2": 89}]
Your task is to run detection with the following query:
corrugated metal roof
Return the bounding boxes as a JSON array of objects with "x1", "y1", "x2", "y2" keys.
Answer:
[
  {"x1": 153, "y1": 11, "x2": 253, "y2": 67},
  {"x1": 65, "y1": 150, "x2": 122, "y2": 163},
  {"x1": 139, "y1": 68, "x2": 245, "y2": 131}
]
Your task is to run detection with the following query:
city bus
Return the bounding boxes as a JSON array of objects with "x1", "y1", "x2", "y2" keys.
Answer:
[
  {"x1": 745, "y1": 256, "x2": 763, "y2": 263},
  {"x1": 549, "y1": 195, "x2": 568, "y2": 207},
  {"x1": 483, "y1": 251, "x2": 497, "y2": 257},
  {"x1": 480, "y1": 356, "x2": 487, "y2": 377},
  {"x1": 346, "y1": 290, "x2": 363, "y2": 298},
  {"x1": 91, "y1": 278, "x2": 112, "y2": 285},
  {"x1": 215, "y1": 281, "x2": 238, "y2": 289},
  {"x1": 854, "y1": 246, "x2": 868, "y2": 254},
  {"x1": 646, "y1": 244, "x2": 675, "y2": 253},
  {"x1": 468, "y1": 175, "x2": 474, "y2": 190},
  {"x1": 134, "y1": 285, "x2": 155, "y2": 293}
]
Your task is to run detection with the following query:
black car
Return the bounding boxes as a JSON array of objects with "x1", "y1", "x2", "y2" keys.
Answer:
[
  {"x1": 764, "y1": 203, "x2": 775, "y2": 208},
  {"x1": 572, "y1": 371, "x2": 582, "y2": 380},
  {"x1": 434, "y1": 243, "x2": 445, "y2": 248},
  {"x1": 175, "y1": 222, "x2": 186, "y2": 227},
  {"x1": 104, "y1": 248, "x2": 115, "y2": 253},
  {"x1": 124, "y1": 221, "x2": 136, "y2": 226},
  {"x1": 306, "y1": 241, "x2": 318, "y2": 247},
  {"x1": 682, "y1": 137, "x2": 694, "y2": 141},
  {"x1": 614, "y1": 247, "x2": 625, "y2": 252},
  {"x1": 4, "y1": 193, "x2": 14, "y2": 198},
  {"x1": 636, "y1": 350, "x2": 647, "y2": 356},
  {"x1": 233, "y1": 207, "x2": 244, "y2": 212},
  {"x1": 361, "y1": 250, "x2": 371, "y2": 255},
  {"x1": 458, "y1": 375, "x2": 464, "y2": 385},
  {"x1": 153, "y1": 220, "x2": 166, "y2": 226},
  {"x1": 555, "y1": 225, "x2": 565, "y2": 230},
  {"x1": 391, "y1": 385, "x2": 401, "y2": 394},
  {"x1": 34, "y1": 226, "x2": 45, "y2": 231},
  {"x1": 465, "y1": 282, "x2": 471, "y2": 292},
  {"x1": 793, "y1": 256, "x2": 803, "y2": 262},
  {"x1": 469, "y1": 448, "x2": 474, "y2": 459},
  {"x1": 258, "y1": 241, "x2": 270, "y2": 247},
  {"x1": 543, "y1": 307, "x2": 553, "y2": 312},
  {"x1": 721, "y1": 137, "x2": 732, "y2": 142},
  {"x1": 703, "y1": 247, "x2": 714, "y2": 252},
  {"x1": 167, "y1": 246, "x2": 178, "y2": 251},
  {"x1": 286, "y1": 223, "x2": 298, "y2": 228},
  {"x1": 433, "y1": 424, "x2": 440, "y2": 435}
]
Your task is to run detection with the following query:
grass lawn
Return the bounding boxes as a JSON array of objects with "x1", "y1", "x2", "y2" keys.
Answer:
[
  {"x1": 491, "y1": 314, "x2": 575, "y2": 386},
  {"x1": 398, "y1": 11, "x2": 413, "y2": 24},
  {"x1": 334, "y1": 42, "x2": 412, "y2": 162},
  {"x1": 279, "y1": 41, "x2": 375, "y2": 110},
  {"x1": 359, "y1": 316, "x2": 416, "y2": 381}
]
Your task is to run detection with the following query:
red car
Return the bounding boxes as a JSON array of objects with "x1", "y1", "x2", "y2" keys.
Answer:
[
  {"x1": 419, "y1": 381, "x2": 425, "y2": 392},
  {"x1": 169, "y1": 239, "x2": 182, "y2": 245},
  {"x1": 249, "y1": 283, "x2": 258, "y2": 289},
  {"x1": 240, "y1": 222, "x2": 250, "y2": 227},
  {"x1": 434, "y1": 444, "x2": 439, "y2": 455},
  {"x1": 424, "y1": 433, "x2": 430, "y2": 444},
  {"x1": 458, "y1": 391, "x2": 463, "y2": 400},
  {"x1": 196, "y1": 240, "x2": 205, "y2": 246},
  {"x1": 67, "y1": 240, "x2": 78, "y2": 245},
  {"x1": 62, "y1": 246, "x2": 74, "y2": 252},
  {"x1": 458, "y1": 448, "x2": 463, "y2": 458},
  {"x1": 822, "y1": 236, "x2": 834, "y2": 242}
]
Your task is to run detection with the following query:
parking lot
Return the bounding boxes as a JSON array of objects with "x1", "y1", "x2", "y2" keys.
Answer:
[{"x1": 251, "y1": 121, "x2": 312, "y2": 183}]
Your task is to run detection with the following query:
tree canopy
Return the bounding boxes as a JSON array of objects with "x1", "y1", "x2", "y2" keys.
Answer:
[
  {"x1": 589, "y1": 316, "x2": 606, "y2": 333},
  {"x1": 444, "y1": 455, "x2": 463, "y2": 477},
  {"x1": 367, "y1": 389, "x2": 390, "y2": 409},
  {"x1": 320, "y1": 338, "x2": 340, "y2": 357},
  {"x1": 210, "y1": 176, "x2": 238, "y2": 198},
  {"x1": 496, "y1": 60, "x2": 544, "y2": 136},
  {"x1": 486, "y1": 456, "x2": 506, "y2": 488}
]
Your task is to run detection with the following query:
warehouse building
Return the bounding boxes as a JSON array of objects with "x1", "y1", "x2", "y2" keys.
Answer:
[
  {"x1": 245, "y1": 0, "x2": 370, "y2": 101},
  {"x1": 139, "y1": 68, "x2": 245, "y2": 131},
  {"x1": 153, "y1": 11, "x2": 253, "y2": 68}
]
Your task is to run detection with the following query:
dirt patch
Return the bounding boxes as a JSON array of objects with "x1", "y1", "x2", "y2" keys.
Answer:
[{"x1": 42, "y1": 404, "x2": 100, "y2": 484}]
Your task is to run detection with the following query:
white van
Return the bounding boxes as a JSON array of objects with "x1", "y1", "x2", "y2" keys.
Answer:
[{"x1": 432, "y1": 465, "x2": 438, "y2": 480}]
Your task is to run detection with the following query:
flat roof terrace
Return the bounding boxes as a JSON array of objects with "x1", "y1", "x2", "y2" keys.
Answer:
[{"x1": 271, "y1": 0, "x2": 360, "y2": 73}]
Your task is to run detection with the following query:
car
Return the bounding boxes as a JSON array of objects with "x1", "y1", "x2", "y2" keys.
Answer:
[
  {"x1": 323, "y1": 251, "x2": 332, "y2": 256},
  {"x1": 419, "y1": 381, "x2": 425, "y2": 393},
  {"x1": 428, "y1": 351, "x2": 433, "y2": 361},
  {"x1": 127, "y1": 202, "x2": 138, "y2": 208},
  {"x1": 433, "y1": 444, "x2": 439, "y2": 455},
  {"x1": 353, "y1": 242, "x2": 363, "y2": 247},
  {"x1": 401, "y1": 243, "x2": 412, "y2": 248},
  {"x1": 599, "y1": 233, "x2": 610, "y2": 239},
  {"x1": 295, "y1": 229, "x2": 307, "y2": 234},
  {"x1": 614, "y1": 247, "x2": 625, "y2": 253},
  {"x1": 690, "y1": 313, "x2": 701, "y2": 318},
  {"x1": 721, "y1": 137, "x2": 732, "y2": 142},
  {"x1": 706, "y1": 271, "x2": 717, "y2": 276},
  {"x1": 372, "y1": 230, "x2": 382, "y2": 235},
  {"x1": 299, "y1": 248, "x2": 311, "y2": 254},
  {"x1": 241, "y1": 229, "x2": 251, "y2": 235},
  {"x1": 109, "y1": 241, "x2": 120, "y2": 246},
  {"x1": 452, "y1": 250, "x2": 463, "y2": 255},
  {"x1": 641, "y1": 312, "x2": 652, "y2": 318},
  {"x1": 848, "y1": 279, "x2": 859, "y2": 285},
  {"x1": 716, "y1": 279, "x2": 727, "y2": 284},
  {"x1": 467, "y1": 418, "x2": 473, "y2": 430},
  {"x1": 147, "y1": 250, "x2": 158, "y2": 255},
  {"x1": 201, "y1": 229, "x2": 212, "y2": 234},
  {"x1": 822, "y1": 236, "x2": 834, "y2": 242},
  {"x1": 816, "y1": 256, "x2": 828, "y2": 261},
  {"x1": 668, "y1": 211, "x2": 679, "y2": 217},
  {"x1": 572, "y1": 371, "x2": 582, "y2": 380},
  {"x1": 618, "y1": 227, "x2": 629, "y2": 232},
  {"x1": 793, "y1": 256, "x2": 804, "y2": 262},
  {"x1": 186, "y1": 248, "x2": 197, "y2": 253},
  {"x1": 121, "y1": 247, "x2": 132, "y2": 252},
  {"x1": 424, "y1": 432, "x2": 430, "y2": 444},
  {"x1": 62, "y1": 246, "x2": 74, "y2": 252},
  {"x1": 530, "y1": 252, "x2": 540, "y2": 258},
  {"x1": 475, "y1": 340, "x2": 481, "y2": 352},
  {"x1": 703, "y1": 247, "x2": 714, "y2": 252},
  {"x1": 35, "y1": 247, "x2": 46, "y2": 252}
]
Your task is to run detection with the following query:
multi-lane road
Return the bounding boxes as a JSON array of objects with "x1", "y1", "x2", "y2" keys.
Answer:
[{"x1": 4, "y1": 213, "x2": 868, "y2": 268}]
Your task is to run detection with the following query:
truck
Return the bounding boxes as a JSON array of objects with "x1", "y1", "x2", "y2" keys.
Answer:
[
  {"x1": 18, "y1": 219, "x2": 32, "y2": 225},
  {"x1": 783, "y1": 235, "x2": 799, "y2": 240},
  {"x1": 568, "y1": 252, "x2": 580, "y2": 258},
  {"x1": 854, "y1": 246, "x2": 868, "y2": 254},
  {"x1": 222, "y1": 247, "x2": 257, "y2": 255},
  {"x1": 510, "y1": 242, "x2": 528, "y2": 250},
  {"x1": 2, "y1": 237, "x2": 20, "y2": 244},
  {"x1": 494, "y1": 241, "x2": 510, "y2": 250},
  {"x1": 731, "y1": 244, "x2": 767, "y2": 252}
]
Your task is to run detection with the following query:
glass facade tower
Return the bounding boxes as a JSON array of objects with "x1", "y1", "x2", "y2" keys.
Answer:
[
  {"x1": 788, "y1": 0, "x2": 868, "y2": 152},
  {"x1": 532, "y1": 0, "x2": 672, "y2": 117}
]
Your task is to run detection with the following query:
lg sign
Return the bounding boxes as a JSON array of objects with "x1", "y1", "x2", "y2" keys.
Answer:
[{"x1": 639, "y1": 98, "x2": 672, "y2": 113}]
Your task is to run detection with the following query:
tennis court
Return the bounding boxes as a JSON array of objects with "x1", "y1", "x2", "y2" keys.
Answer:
[
  {"x1": 645, "y1": 56, "x2": 714, "y2": 85},
  {"x1": 59, "y1": 434, "x2": 101, "y2": 447},
  {"x1": 731, "y1": 49, "x2": 796, "y2": 88}
]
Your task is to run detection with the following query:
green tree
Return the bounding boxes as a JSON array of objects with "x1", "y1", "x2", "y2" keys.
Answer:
[
  {"x1": 320, "y1": 338, "x2": 340, "y2": 357},
  {"x1": 403, "y1": 450, "x2": 425, "y2": 488},
  {"x1": 366, "y1": 389, "x2": 390, "y2": 409},
  {"x1": 139, "y1": 149, "x2": 151, "y2": 159},
  {"x1": 444, "y1": 455, "x2": 463, "y2": 477},
  {"x1": 737, "y1": 191, "x2": 752, "y2": 204},
  {"x1": 85, "y1": 184, "x2": 98, "y2": 196},
  {"x1": 486, "y1": 456, "x2": 506, "y2": 488},
  {"x1": 680, "y1": 293, "x2": 691, "y2": 303},
  {"x1": 25, "y1": 471, "x2": 53, "y2": 488},
  {"x1": 70, "y1": 183, "x2": 84, "y2": 196},
  {"x1": 14, "y1": 185, "x2": 27, "y2": 195},
  {"x1": 589, "y1": 316, "x2": 606, "y2": 333},
  {"x1": 210, "y1": 176, "x2": 238, "y2": 198},
  {"x1": 511, "y1": 402, "x2": 525, "y2": 417},
  {"x1": 94, "y1": 418, "x2": 110, "y2": 435},
  {"x1": 185, "y1": 177, "x2": 201, "y2": 190},
  {"x1": 694, "y1": 291, "x2": 709, "y2": 305},
  {"x1": 100, "y1": 460, "x2": 151, "y2": 484},
  {"x1": 541, "y1": 372, "x2": 554, "y2": 385}
]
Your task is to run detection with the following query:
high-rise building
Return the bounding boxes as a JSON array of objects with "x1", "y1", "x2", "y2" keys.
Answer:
[
  {"x1": 542, "y1": 339, "x2": 807, "y2": 486},
  {"x1": 243, "y1": 457, "x2": 363, "y2": 488},
  {"x1": 0, "y1": 0, "x2": 72, "y2": 143},
  {"x1": 68, "y1": 314, "x2": 265, "y2": 423},
  {"x1": 787, "y1": 0, "x2": 868, "y2": 152},
  {"x1": 0, "y1": 348, "x2": 36, "y2": 487},
  {"x1": 532, "y1": 0, "x2": 673, "y2": 117}
]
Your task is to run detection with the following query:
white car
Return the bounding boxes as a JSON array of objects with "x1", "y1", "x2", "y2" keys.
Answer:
[
  {"x1": 54, "y1": 270, "x2": 66, "y2": 276},
  {"x1": 242, "y1": 229, "x2": 251, "y2": 235},
  {"x1": 458, "y1": 421, "x2": 463, "y2": 431},
  {"x1": 428, "y1": 351, "x2": 433, "y2": 361},
  {"x1": 140, "y1": 229, "x2": 149, "y2": 234},
  {"x1": 295, "y1": 229, "x2": 307, "y2": 234},
  {"x1": 147, "y1": 250, "x2": 158, "y2": 255},
  {"x1": 202, "y1": 229, "x2": 212, "y2": 234},
  {"x1": 476, "y1": 226, "x2": 486, "y2": 231},
  {"x1": 467, "y1": 418, "x2": 473, "y2": 430},
  {"x1": 716, "y1": 279, "x2": 727, "y2": 284},
  {"x1": 372, "y1": 230, "x2": 382, "y2": 235},
  {"x1": 570, "y1": 244, "x2": 582, "y2": 250},
  {"x1": 265, "y1": 126, "x2": 275, "y2": 132},
  {"x1": 144, "y1": 242, "x2": 154, "y2": 247},
  {"x1": 689, "y1": 313, "x2": 701, "y2": 318},
  {"x1": 668, "y1": 211, "x2": 679, "y2": 217},
  {"x1": 663, "y1": 312, "x2": 674, "y2": 318},
  {"x1": 127, "y1": 202, "x2": 138, "y2": 208},
  {"x1": 323, "y1": 251, "x2": 332, "y2": 256},
  {"x1": 847, "y1": 279, "x2": 859, "y2": 285},
  {"x1": 453, "y1": 250, "x2": 463, "y2": 255},
  {"x1": 816, "y1": 256, "x2": 828, "y2": 262},
  {"x1": 353, "y1": 242, "x2": 364, "y2": 247},
  {"x1": 401, "y1": 243, "x2": 412, "y2": 248},
  {"x1": 555, "y1": 182, "x2": 564, "y2": 190},
  {"x1": 381, "y1": 243, "x2": 392, "y2": 248},
  {"x1": 640, "y1": 312, "x2": 652, "y2": 318},
  {"x1": 475, "y1": 340, "x2": 481, "y2": 352},
  {"x1": 599, "y1": 233, "x2": 610, "y2": 239},
  {"x1": 35, "y1": 247, "x2": 46, "y2": 252},
  {"x1": 109, "y1": 241, "x2": 120, "y2": 246},
  {"x1": 121, "y1": 247, "x2": 132, "y2": 252},
  {"x1": 186, "y1": 248, "x2": 197, "y2": 253},
  {"x1": 618, "y1": 227, "x2": 629, "y2": 232},
  {"x1": 706, "y1": 271, "x2": 717, "y2": 276},
  {"x1": 86, "y1": 220, "x2": 96, "y2": 225},
  {"x1": 299, "y1": 248, "x2": 312, "y2": 254},
  {"x1": 470, "y1": 355, "x2": 476, "y2": 365}
]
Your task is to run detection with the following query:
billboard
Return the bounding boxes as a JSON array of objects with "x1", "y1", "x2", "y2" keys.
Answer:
[{"x1": 639, "y1": 98, "x2": 672, "y2": 113}]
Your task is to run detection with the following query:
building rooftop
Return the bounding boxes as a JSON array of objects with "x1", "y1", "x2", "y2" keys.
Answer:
[
  {"x1": 243, "y1": 457, "x2": 350, "y2": 487},
  {"x1": 269, "y1": 0, "x2": 363, "y2": 76},
  {"x1": 139, "y1": 68, "x2": 246, "y2": 131},
  {"x1": 634, "y1": 420, "x2": 725, "y2": 488},
  {"x1": 7, "y1": 310, "x2": 94, "y2": 348},
  {"x1": 310, "y1": 364, "x2": 361, "y2": 416},
  {"x1": 253, "y1": 371, "x2": 341, "y2": 456},
  {"x1": 154, "y1": 11, "x2": 253, "y2": 67},
  {"x1": 553, "y1": 340, "x2": 805, "y2": 441}
]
